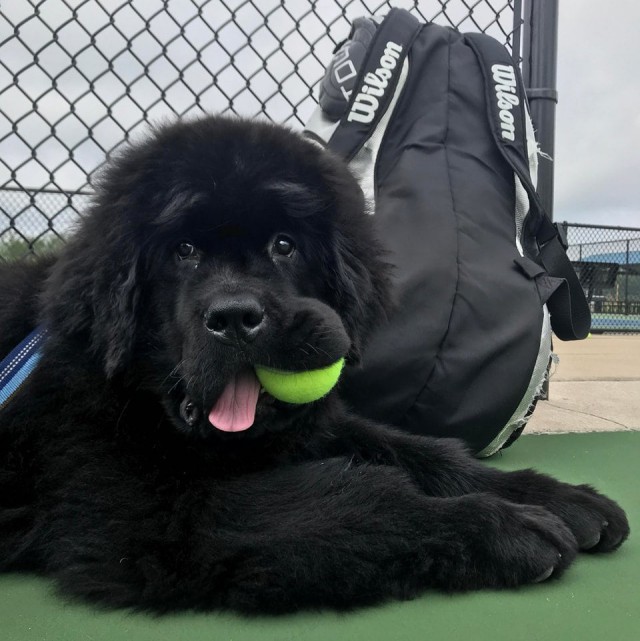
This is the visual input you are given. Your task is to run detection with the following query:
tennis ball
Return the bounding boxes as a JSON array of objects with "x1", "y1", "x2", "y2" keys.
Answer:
[{"x1": 254, "y1": 358, "x2": 345, "y2": 404}]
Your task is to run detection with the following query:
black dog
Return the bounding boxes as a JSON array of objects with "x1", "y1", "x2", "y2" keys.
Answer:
[{"x1": 0, "y1": 116, "x2": 629, "y2": 614}]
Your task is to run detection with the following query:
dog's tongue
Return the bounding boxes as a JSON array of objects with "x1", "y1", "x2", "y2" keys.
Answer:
[{"x1": 208, "y1": 369, "x2": 261, "y2": 432}]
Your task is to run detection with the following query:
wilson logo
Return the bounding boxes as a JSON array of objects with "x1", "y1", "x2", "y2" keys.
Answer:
[
  {"x1": 492, "y1": 64, "x2": 520, "y2": 141},
  {"x1": 347, "y1": 41, "x2": 403, "y2": 124}
]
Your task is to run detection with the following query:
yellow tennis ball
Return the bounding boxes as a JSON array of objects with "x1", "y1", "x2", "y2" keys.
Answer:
[{"x1": 254, "y1": 358, "x2": 345, "y2": 404}]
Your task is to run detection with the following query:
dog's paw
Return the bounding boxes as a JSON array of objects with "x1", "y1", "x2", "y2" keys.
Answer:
[
  {"x1": 431, "y1": 494, "x2": 578, "y2": 591},
  {"x1": 544, "y1": 484, "x2": 630, "y2": 553}
]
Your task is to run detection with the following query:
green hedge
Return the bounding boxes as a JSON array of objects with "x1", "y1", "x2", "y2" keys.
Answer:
[{"x1": 0, "y1": 235, "x2": 64, "y2": 262}]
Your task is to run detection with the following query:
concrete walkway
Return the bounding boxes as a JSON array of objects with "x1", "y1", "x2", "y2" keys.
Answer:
[{"x1": 526, "y1": 335, "x2": 640, "y2": 434}]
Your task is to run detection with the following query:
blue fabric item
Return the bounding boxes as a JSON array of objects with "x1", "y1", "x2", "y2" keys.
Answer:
[{"x1": 0, "y1": 326, "x2": 48, "y2": 410}]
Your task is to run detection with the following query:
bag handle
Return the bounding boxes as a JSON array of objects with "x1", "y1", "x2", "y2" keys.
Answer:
[{"x1": 327, "y1": 8, "x2": 422, "y2": 161}]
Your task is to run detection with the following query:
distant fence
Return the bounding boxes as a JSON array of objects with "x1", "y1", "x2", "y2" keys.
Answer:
[{"x1": 564, "y1": 223, "x2": 640, "y2": 333}]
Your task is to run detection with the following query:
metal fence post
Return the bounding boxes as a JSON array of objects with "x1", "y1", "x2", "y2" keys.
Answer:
[
  {"x1": 625, "y1": 239, "x2": 630, "y2": 315},
  {"x1": 521, "y1": 0, "x2": 559, "y2": 220}
]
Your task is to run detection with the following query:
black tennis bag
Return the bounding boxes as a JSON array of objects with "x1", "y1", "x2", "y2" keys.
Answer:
[{"x1": 304, "y1": 8, "x2": 590, "y2": 456}]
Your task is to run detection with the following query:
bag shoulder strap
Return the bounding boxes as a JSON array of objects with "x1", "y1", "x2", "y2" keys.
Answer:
[
  {"x1": 535, "y1": 218, "x2": 592, "y2": 340},
  {"x1": 465, "y1": 32, "x2": 591, "y2": 340}
]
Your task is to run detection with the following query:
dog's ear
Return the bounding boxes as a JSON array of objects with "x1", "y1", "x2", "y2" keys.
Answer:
[
  {"x1": 93, "y1": 246, "x2": 141, "y2": 377},
  {"x1": 41, "y1": 211, "x2": 141, "y2": 378},
  {"x1": 309, "y1": 157, "x2": 393, "y2": 366},
  {"x1": 329, "y1": 225, "x2": 392, "y2": 365}
]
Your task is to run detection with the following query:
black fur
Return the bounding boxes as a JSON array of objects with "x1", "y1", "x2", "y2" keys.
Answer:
[{"x1": 0, "y1": 115, "x2": 629, "y2": 614}]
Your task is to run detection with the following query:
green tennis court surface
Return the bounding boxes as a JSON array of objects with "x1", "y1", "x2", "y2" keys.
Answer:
[{"x1": 1, "y1": 431, "x2": 638, "y2": 641}]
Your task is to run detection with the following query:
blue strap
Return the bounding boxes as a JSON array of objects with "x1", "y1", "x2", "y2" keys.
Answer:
[{"x1": 0, "y1": 326, "x2": 48, "y2": 410}]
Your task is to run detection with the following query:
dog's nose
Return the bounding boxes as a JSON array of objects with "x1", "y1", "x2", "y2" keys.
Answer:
[{"x1": 204, "y1": 295, "x2": 265, "y2": 344}]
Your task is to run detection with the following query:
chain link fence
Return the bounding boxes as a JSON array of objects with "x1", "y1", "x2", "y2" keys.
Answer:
[
  {"x1": 1, "y1": 0, "x2": 521, "y2": 255},
  {"x1": 564, "y1": 223, "x2": 640, "y2": 333},
  {"x1": 3, "y1": 2, "x2": 638, "y2": 335},
  {"x1": 5, "y1": 1, "x2": 637, "y2": 337}
]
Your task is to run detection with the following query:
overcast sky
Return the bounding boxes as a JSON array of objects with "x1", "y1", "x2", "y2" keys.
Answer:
[
  {"x1": 554, "y1": 0, "x2": 640, "y2": 228},
  {"x1": 1, "y1": 0, "x2": 638, "y2": 237}
]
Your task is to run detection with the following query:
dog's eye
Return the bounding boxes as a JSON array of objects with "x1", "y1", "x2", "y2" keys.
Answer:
[
  {"x1": 272, "y1": 235, "x2": 296, "y2": 257},
  {"x1": 176, "y1": 242, "x2": 196, "y2": 260}
]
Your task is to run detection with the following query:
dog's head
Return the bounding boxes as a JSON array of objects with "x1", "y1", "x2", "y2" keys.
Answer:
[{"x1": 42, "y1": 116, "x2": 390, "y2": 438}]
